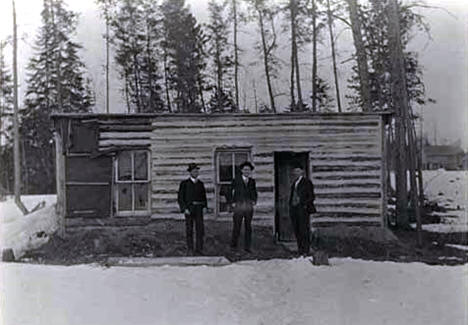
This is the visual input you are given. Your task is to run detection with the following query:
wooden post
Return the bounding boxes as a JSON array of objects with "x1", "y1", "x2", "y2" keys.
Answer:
[
  {"x1": 54, "y1": 130, "x2": 66, "y2": 237},
  {"x1": 380, "y1": 116, "x2": 388, "y2": 228}
]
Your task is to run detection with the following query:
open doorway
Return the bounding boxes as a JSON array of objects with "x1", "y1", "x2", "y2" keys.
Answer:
[{"x1": 274, "y1": 152, "x2": 309, "y2": 241}]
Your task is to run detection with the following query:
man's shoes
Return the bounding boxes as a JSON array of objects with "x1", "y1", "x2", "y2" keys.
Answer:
[
  {"x1": 244, "y1": 248, "x2": 252, "y2": 253},
  {"x1": 194, "y1": 249, "x2": 204, "y2": 256},
  {"x1": 186, "y1": 249, "x2": 194, "y2": 256}
]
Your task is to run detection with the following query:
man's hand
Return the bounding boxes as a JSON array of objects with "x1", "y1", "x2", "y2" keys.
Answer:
[{"x1": 184, "y1": 209, "x2": 190, "y2": 215}]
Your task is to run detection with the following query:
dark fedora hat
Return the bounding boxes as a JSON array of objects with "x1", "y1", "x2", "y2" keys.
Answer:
[
  {"x1": 239, "y1": 161, "x2": 254, "y2": 170},
  {"x1": 187, "y1": 163, "x2": 200, "y2": 172}
]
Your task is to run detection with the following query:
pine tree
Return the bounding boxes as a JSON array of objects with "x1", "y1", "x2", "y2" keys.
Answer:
[
  {"x1": 21, "y1": 0, "x2": 94, "y2": 193},
  {"x1": 0, "y1": 40, "x2": 14, "y2": 193},
  {"x1": 161, "y1": 0, "x2": 205, "y2": 113},
  {"x1": 207, "y1": 0, "x2": 236, "y2": 112},
  {"x1": 109, "y1": 0, "x2": 164, "y2": 113}
]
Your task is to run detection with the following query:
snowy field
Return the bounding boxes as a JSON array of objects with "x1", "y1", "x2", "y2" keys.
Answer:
[
  {"x1": 420, "y1": 170, "x2": 467, "y2": 233},
  {"x1": 1, "y1": 258, "x2": 467, "y2": 325}
]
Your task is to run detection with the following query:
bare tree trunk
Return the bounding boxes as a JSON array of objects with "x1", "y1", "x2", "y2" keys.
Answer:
[
  {"x1": 311, "y1": 0, "x2": 317, "y2": 112},
  {"x1": 327, "y1": 0, "x2": 342, "y2": 112},
  {"x1": 252, "y1": 79, "x2": 258, "y2": 113},
  {"x1": 258, "y1": 9, "x2": 276, "y2": 113},
  {"x1": 389, "y1": 0, "x2": 410, "y2": 228},
  {"x1": 105, "y1": 4, "x2": 110, "y2": 113},
  {"x1": 408, "y1": 119, "x2": 422, "y2": 246},
  {"x1": 163, "y1": 47, "x2": 172, "y2": 112},
  {"x1": 347, "y1": 0, "x2": 372, "y2": 112},
  {"x1": 51, "y1": 0, "x2": 64, "y2": 112},
  {"x1": 12, "y1": 0, "x2": 28, "y2": 215},
  {"x1": 289, "y1": 0, "x2": 296, "y2": 109},
  {"x1": 232, "y1": 0, "x2": 239, "y2": 110}
]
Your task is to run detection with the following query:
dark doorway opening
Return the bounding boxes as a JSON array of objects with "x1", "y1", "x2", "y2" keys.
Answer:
[{"x1": 274, "y1": 152, "x2": 309, "y2": 241}]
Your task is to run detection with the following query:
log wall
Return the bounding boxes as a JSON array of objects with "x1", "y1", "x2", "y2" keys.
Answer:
[{"x1": 150, "y1": 113, "x2": 388, "y2": 227}]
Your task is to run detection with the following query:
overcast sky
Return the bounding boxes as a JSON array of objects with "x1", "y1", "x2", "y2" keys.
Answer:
[{"x1": 0, "y1": 0, "x2": 466, "y2": 149}]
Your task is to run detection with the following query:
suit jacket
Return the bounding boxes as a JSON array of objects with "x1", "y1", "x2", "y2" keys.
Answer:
[
  {"x1": 177, "y1": 179, "x2": 207, "y2": 213},
  {"x1": 289, "y1": 177, "x2": 316, "y2": 214},
  {"x1": 230, "y1": 176, "x2": 258, "y2": 205}
]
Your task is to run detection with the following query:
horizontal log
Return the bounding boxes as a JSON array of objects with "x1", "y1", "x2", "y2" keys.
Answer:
[
  {"x1": 100, "y1": 132, "x2": 153, "y2": 139},
  {"x1": 314, "y1": 206, "x2": 381, "y2": 214},
  {"x1": 100, "y1": 139, "x2": 152, "y2": 146},
  {"x1": 312, "y1": 171, "x2": 380, "y2": 178},
  {"x1": 98, "y1": 118, "x2": 152, "y2": 125},
  {"x1": 151, "y1": 135, "x2": 380, "y2": 146},
  {"x1": 315, "y1": 192, "x2": 381, "y2": 199},
  {"x1": 314, "y1": 179, "x2": 381, "y2": 186},
  {"x1": 313, "y1": 166, "x2": 380, "y2": 173},
  {"x1": 99, "y1": 125, "x2": 153, "y2": 132},
  {"x1": 152, "y1": 120, "x2": 380, "y2": 129},
  {"x1": 312, "y1": 218, "x2": 382, "y2": 227}
]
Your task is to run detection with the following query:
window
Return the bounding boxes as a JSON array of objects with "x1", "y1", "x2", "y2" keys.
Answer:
[
  {"x1": 215, "y1": 148, "x2": 251, "y2": 215},
  {"x1": 115, "y1": 150, "x2": 150, "y2": 216}
]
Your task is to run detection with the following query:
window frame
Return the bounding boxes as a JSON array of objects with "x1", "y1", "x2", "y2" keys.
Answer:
[
  {"x1": 114, "y1": 150, "x2": 151, "y2": 217},
  {"x1": 214, "y1": 147, "x2": 252, "y2": 217}
]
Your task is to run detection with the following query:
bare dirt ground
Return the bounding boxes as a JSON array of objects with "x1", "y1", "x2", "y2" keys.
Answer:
[{"x1": 20, "y1": 219, "x2": 468, "y2": 266}]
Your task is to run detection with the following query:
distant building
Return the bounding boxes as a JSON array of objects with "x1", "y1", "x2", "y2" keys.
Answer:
[{"x1": 422, "y1": 144, "x2": 465, "y2": 170}]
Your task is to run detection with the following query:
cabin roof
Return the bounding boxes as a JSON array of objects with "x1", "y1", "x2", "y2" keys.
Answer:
[{"x1": 51, "y1": 111, "x2": 394, "y2": 120}]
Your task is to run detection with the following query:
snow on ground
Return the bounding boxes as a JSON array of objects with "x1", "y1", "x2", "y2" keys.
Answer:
[
  {"x1": 422, "y1": 170, "x2": 467, "y2": 233},
  {"x1": 0, "y1": 195, "x2": 57, "y2": 258},
  {"x1": 1, "y1": 258, "x2": 466, "y2": 325}
]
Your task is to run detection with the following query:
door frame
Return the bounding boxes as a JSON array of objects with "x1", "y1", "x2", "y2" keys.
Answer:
[{"x1": 274, "y1": 151, "x2": 310, "y2": 241}]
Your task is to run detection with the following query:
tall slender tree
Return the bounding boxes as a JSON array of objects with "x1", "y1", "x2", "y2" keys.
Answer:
[
  {"x1": 326, "y1": 0, "x2": 342, "y2": 112},
  {"x1": 346, "y1": 0, "x2": 372, "y2": 111},
  {"x1": 207, "y1": 0, "x2": 236, "y2": 112},
  {"x1": 161, "y1": 0, "x2": 205, "y2": 113},
  {"x1": 246, "y1": 0, "x2": 280, "y2": 113},
  {"x1": 0, "y1": 40, "x2": 14, "y2": 195},
  {"x1": 21, "y1": 0, "x2": 94, "y2": 193}
]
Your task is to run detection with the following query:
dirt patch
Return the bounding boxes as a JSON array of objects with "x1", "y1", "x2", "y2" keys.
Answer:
[{"x1": 20, "y1": 219, "x2": 468, "y2": 266}]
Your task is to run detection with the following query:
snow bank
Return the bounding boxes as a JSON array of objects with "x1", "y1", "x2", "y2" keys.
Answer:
[
  {"x1": 0, "y1": 195, "x2": 57, "y2": 258},
  {"x1": 1, "y1": 258, "x2": 466, "y2": 325}
]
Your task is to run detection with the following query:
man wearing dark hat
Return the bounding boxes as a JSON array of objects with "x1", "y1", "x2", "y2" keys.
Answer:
[
  {"x1": 177, "y1": 163, "x2": 207, "y2": 255},
  {"x1": 229, "y1": 161, "x2": 258, "y2": 252},
  {"x1": 289, "y1": 163, "x2": 316, "y2": 256}
]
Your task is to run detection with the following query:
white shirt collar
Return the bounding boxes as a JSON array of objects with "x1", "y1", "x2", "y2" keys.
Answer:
[
  {"x1": 190, "y1": 177, "x2": 198, "y2": 183},
  {"x1": 295, "y1": 176, "x2": 303, "y2": 187},
  {"x1": 242, "y1": 175, "x2": 249, "y2": 182}
]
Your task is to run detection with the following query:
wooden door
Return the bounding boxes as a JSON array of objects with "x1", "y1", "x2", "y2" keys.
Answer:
[{"x1": 274, "y1": 152, "x2": 309, "y2": 241}]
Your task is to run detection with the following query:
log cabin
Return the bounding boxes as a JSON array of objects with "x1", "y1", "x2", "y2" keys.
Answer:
[{"x1": 51, "y1": 112, "x2": 391, "y2": 238}]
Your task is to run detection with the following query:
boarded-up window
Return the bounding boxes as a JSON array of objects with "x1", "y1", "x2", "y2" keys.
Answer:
[
  {"x1": 68, "y1": 120, "x2": 98, "y2": 153},
  {"x1": 215, "y1": 148, "x2": 251, "y2": 214},
  {"x1": 115, "y1": 150, "x2": 150, "y2": 215}
]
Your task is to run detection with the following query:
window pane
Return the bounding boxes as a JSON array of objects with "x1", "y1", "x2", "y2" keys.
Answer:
[
  {"x1": 118, "y1": 183, "x2": 132, "y2": 211},
  {"x1": 218, "y1": 152, "x2": 233, "y2": 182},
  {"x1": 134, "y1": 151, "x2": 148, "y2": 180},
  {"x1": 134, "y1": 184, "x2": 149, "y2": 211},
  {"x1": 118, "y1": 151, "x2": 132, "y2": 181},
  {"x1": 218, "y1": 184, "x2": 232, "y2": 213},
  {"x1": 234, "y1": 153, "x2": 249, "y2": 179}
]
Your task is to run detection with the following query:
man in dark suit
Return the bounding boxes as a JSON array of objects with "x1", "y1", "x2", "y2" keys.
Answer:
[
  {"x1": 177, "y1": 163, "x2": 207, "y2": 256},
  {"x1": 289, "y1": 163, "x2": 316, "y2": 256},
  {"x1": 230, "y1": 161, "x2": 258, "y2": 252}
]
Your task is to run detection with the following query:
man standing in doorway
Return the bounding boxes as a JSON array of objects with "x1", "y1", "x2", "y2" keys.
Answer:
[
  {"x1": 177, "y1": 163, "x2": 207, "y2": 256},
  {"x1": 289, "y1": 163, "x2": 316, "y2": 256},
  {"x1": 230, "y1": 161, "x2": 258, "y2": 253}
]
